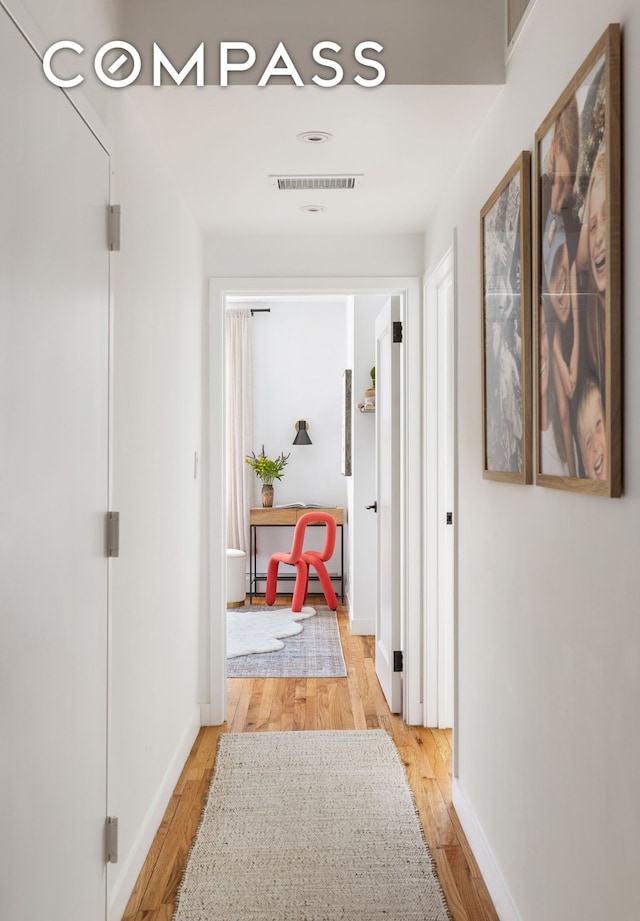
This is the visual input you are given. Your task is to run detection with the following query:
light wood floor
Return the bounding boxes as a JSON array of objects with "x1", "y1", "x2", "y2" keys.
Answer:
[{"x1": 122, "y1": 600, "x2": 499, "y2": 921}]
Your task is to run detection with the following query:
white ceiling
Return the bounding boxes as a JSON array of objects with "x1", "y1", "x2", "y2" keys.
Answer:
[{"x1": 129, "y1": 83, "x2": 502, "y2": 236}]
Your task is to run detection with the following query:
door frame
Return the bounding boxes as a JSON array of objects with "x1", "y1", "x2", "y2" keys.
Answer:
[
  {"x1": 423, "y1": 244, "x2": 457, "y2": 734},
  {"x1": 374, "y1": 295, "x2": 402, "y2": 713},
  {"x1": 207, "y1": 275, "x2": 423, "y2": 726}
]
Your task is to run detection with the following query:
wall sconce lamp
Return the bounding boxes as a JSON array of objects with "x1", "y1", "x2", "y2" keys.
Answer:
[{"x1": 292, "y1": 420, "x2": 312, "y2": 445}]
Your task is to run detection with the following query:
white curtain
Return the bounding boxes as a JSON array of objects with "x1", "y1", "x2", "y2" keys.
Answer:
[{"x1": 225, "y1": 309, "x2": 254, "y2": 552}]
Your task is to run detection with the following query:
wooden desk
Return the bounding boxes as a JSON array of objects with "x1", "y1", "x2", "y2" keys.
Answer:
[{"x1": 249, "y1": 507, "x2": 345, "y2": 603}]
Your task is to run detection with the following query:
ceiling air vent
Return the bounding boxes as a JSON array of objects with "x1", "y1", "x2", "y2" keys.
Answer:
[{"x1": 269, "y1": 174, "x2": 363, "y2": 191}]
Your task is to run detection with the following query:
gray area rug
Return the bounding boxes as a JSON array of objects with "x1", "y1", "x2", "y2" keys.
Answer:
[
  {"x1": 227, "y1": 605, "x2": 347, "y2": 678},
  {"x1": 173, "y1": 731, "x2": 453, "y2": 921}
]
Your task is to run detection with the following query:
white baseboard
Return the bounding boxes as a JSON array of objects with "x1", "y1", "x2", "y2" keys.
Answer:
[
  {"x1": 452, "y1": 779, "x2": 522, "y2": 921},
  {"x1": 345, "y1": 592, "x2": 373, "y2": 635},
  {"x1": 200, "y1": 701, "x2": 225, "y2": 726},
  {"x1": 108, "y1": 706, "x2": 201, "y2": 921},
  {"x1": 349, "y1": 616, "x2": 374, "y2": 635}
]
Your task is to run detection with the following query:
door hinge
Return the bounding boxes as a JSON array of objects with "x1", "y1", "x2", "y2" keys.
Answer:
[
  {"x1": 393, "y1": 320, "x2": 403, "y2": 343},
  {"x1": 106, "y1": 816, "x2": 118, "y2": 864},
  {"x1": 107, "y1": 512, "x2": 120, "y2": 558},
  {"x1": 108, "y1": 204, "x2": 121, "y2": 251},
  {"x1": 393, "y1": 650, "x2": 404, "y2": 672},
  {"x1": 446, "y1": 511, "x2": 453, "y2": 525}
]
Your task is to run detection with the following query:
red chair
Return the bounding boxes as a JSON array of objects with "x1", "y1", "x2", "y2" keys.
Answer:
[{"x1": 265, "y1": 511, "x2": 338, "y2": 613}]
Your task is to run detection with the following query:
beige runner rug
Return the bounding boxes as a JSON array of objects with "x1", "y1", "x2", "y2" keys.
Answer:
[{"x1": 173, "y1": 730, "x2": 452, "y2": 921}]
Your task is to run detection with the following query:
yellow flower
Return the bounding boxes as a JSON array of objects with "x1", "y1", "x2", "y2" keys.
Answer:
[{"x1": 244, "y1": 450, "x2": 290, "y2": 485}]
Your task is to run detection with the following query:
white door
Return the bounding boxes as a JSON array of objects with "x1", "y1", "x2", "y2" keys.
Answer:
[
  {"x1": 424, "y1": 248, "x2": 455, "y2": 729},
  {"x1": 375, "y1": 296, "x2": 402, "y2": 713},
  {"x1": 0, "y1": 10, "x2": 111, "y2": 921}
]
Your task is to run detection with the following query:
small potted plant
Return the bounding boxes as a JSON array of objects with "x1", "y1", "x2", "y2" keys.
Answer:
[
  {"x1": 245, "y1": 448, "x2": 290, "y2": 507},
  {"x1": 364, "y1": 366, "x2": 376, "y2": 410}
]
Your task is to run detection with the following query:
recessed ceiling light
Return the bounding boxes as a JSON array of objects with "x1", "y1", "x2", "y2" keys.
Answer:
[
  {"x1": 299, "y1": 205, "x2": 327, "y2": 214},
  {"x1": 297, "y1": 131, "x2": 333, "y2": 144}
]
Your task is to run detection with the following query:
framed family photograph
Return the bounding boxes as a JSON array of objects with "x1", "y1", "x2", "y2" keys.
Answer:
[
  {"x1": 481, "y1": 151, "x2": 532, "y2": 484},
  {"x1": 534, "y1": 24, "x2": 621, "y2": 496}
]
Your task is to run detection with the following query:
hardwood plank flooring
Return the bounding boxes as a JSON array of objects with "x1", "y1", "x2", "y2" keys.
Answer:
[{"x1": 121, "y1": 599, "x2": 499, "y2": 921}]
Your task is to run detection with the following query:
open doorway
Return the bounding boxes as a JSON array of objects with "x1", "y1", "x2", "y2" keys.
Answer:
[
  {"x1": 225, "y1": 294, "x2": 351, "y2": 611},
  {"x1": 207, "y1": 275, "x2": 423, "y2": 727}
]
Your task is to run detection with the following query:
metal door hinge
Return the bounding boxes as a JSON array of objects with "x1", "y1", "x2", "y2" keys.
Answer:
[
  {"x1": 393, "y1": 320, "x2": 403, "y2": 343},
  {"x1": 108, "y1": 204, "x2": 121, "y2": 251},
  {"x1": 107, "y1": 512, "x2": 120, "y2": 558},
  {"x1": 106, "y1": 816, "x2": 118, "y2": 864},
  {"x1": 393, "y1": 650, "x2": 404, "y2": 672}
]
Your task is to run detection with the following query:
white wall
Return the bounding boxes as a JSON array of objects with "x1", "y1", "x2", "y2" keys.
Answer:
[
  {"x1": 205, "y1": 233, "x2": 425, "y2": 278},
  {"x1": 16, "y1": 0, "x2": 118, "y2": 39},
  {"x1": 246, "y1": 298, "x2": 348, "y2": 583},
  {"x1": 347, "y1": 296, "x2": 386, "y2": 633},
  {"x1": 425, "y1": 3, "x2": 640, "y2": 919},
  {"x1": 11, "y1": 0, "x2": 119, "y2": 123},
  {"x1": 107, "y1": 91, "x2": 204, "y2": 919}
]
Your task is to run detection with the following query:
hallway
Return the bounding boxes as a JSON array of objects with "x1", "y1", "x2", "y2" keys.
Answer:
[{"x1": 122, "y1": 603, "x2": 499, "y2": 921}]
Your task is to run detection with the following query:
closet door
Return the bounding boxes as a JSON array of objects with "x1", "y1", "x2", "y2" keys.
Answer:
[{"x1": 0, "y1": 9, "x2": 111, "y2": 920}]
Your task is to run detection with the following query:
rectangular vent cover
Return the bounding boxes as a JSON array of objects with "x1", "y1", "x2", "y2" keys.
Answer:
[{"x1": 269, "y1": 175, "x2": 363, "y2": 191}]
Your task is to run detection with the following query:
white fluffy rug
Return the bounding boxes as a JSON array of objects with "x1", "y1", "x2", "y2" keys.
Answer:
[
  {"x1": 173, "y1": 730, "x2": 453, "y2": 921},
  {"x1": 226, "y1": 606, "x2": 316, "y2": 658}
]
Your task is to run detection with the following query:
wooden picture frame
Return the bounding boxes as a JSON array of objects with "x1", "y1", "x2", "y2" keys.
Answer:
[
  {"x1": 481, "y1": 151, "x2": 532, "y2": 484},
  {"x1": 534, "y1": 24, "x2": 621, "y2": 496}
]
